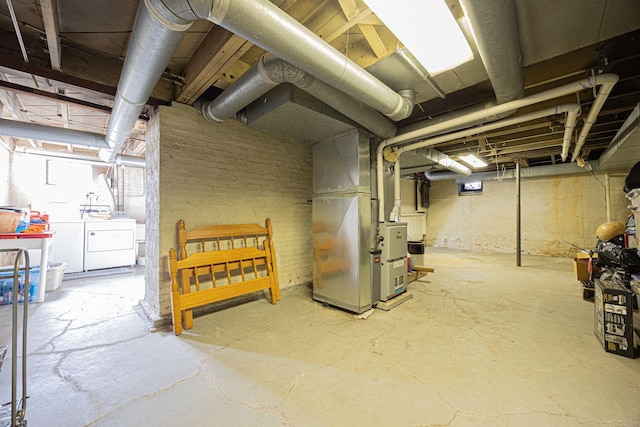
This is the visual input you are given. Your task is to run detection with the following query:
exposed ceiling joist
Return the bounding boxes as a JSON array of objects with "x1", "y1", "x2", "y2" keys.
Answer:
[
  {"x1": 177, "y1": 0, "x2": 300, "y2": 103},
  {"x1": 0, "y1": 79, "x2": 112, "y2": 114},
  {"x1": 39, "y1": 0, "x2": 61, "y2": 71},
  {"x1": 0, "y1": 73, "x2": 38, "y2": 148}
]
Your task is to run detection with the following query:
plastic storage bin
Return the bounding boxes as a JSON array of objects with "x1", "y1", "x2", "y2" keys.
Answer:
[
  {"x1": 0, "y1": 266, "x2": 39, "y2": 305},
  {"x1": 45, "y1": 262, "x2": 67, "y2": 292}
]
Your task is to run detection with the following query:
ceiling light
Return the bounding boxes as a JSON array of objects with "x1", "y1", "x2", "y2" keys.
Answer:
[
  {"x1": 459, "y1": 154, "x2": 487, "y2": 169},
  {"x1": 364, "y1": 0, "x2": 473, "y2": 75}
]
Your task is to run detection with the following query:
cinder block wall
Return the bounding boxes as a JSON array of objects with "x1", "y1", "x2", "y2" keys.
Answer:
[
  {"x1": 0, "y1": 146, "x2": 10, "y2": 205},
  {"x1": 426, "y1": 173, "x2": 630, "y2": 256},
  {"x1": 145, "y1": 103, "x2": 313, "y2": 319}
]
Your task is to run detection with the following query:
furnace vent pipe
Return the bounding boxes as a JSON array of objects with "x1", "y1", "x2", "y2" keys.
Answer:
[
  {"x1": 0, "y1": 118, "x2": 110, "y2": 149},
  {"x1": 375, "y1": 74, "x2": 617, "y2": 222},
  {"x1": 376, "y1": 102, "x2": 583, "y2": 222},
  {"x1": 389, "y1": 147, "x2": 472, "y2": 221},
  {"x1": 200, "y1": 54, "x2": 398, "y2": 138}
]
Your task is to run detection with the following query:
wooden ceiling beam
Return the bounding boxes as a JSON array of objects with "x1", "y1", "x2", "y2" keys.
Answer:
[
  {"x1": 358, "y1": 24, "x2": 386, "y2": 58},
  {"x1": 0, "y1": 74, "x2": 39, "y2": 148},
  {"x1": 0, "y1": 39, "x2": 172, "y2": 105},
  {"x1": 177, "y1": 0, "x2": 299, "y2": 104},
  {"x1": 39, "y1": 0, "x2": 62, "y2": 71}
]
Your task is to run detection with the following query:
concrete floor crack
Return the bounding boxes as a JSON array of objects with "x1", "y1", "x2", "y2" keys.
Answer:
[
  {"x1": 34, "y1": 331, "x2": 149, "y2": 355},
  {"x1": 86, "y1": 355, "x2": 209, "y2": 425},
  {"x1": 32, "y1": 318, "x2": 72, "y2": 354}
]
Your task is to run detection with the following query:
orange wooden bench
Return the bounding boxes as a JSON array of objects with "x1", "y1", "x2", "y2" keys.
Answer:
[{"x1": 168, "y1": 218, "x2": 281, "y2": 335}]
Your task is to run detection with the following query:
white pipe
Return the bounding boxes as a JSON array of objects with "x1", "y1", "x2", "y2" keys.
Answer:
[
  {"x1": 605, "y1": 173, "x2": 612, "y2": 222},
  {"x1": 376, "y1": 102, "x2": 583, "y2": 222},
  {"x1": 375, "y1": 74, "x2": 619, "y2": 220},
  {"x1": 561, "y1": 107, "x2": 580, "y2": 161},
  {"x1": 385, "y1": 74, "x2": 617, "y2": 147},
  {"x1": 389, "y1": 162, "x2": 401, "y2": 222},
  {"x1": 571, "y1": 78, "x2": 618, "y2": 161}
]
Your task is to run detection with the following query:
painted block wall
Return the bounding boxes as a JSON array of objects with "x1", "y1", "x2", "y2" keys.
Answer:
[
  {"x1": 0, "y1": 145, "x2": 10, "y2": 206},
  {"x1": 425, "y1": 173, "x2": 630, "y2": 256},
  {"x1": 148, "y1": 103, "x2": 313, "y2": 319}
]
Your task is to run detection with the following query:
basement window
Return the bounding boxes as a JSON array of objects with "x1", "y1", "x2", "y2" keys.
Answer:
[{"x1": 458, "y1": 181, "x2": 483, "y2": 195}]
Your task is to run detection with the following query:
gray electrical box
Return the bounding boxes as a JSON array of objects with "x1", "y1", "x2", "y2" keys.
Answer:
[{"x1": 379, "y1": 222, "x2": 408, "y2": 301}]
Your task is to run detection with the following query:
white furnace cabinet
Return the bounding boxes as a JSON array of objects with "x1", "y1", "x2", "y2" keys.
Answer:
[{"x1": 51, "y1": 219, "x2": 136, "y2": 272}]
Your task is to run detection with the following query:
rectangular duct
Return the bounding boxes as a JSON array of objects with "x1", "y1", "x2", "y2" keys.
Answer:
[
  {"x1": 244, "y1": 84, "x2": 361, "y2": 144},
  {"x1": 599, "y1": 103, "x2": 640, "y2": 172}
]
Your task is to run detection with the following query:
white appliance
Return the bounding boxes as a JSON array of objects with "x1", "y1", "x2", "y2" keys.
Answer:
[
  {"x1": 49, "y1": 218, "x2": 136, "y2": 272},
  {"x1": 50, "y1": 221, "x2": 85, "y2": 273},
  {"x1": 379, "y1": 222, "x2": 408, "y2": 301},
  {"x1": 84, "y1": 219, "x2": 136, "y2": 270}
]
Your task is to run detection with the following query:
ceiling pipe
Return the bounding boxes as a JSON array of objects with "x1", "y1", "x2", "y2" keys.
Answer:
[
  {"x1": 376, "y1": 74, "x2": 617, "y2": 222},
  {"x1": 18, "y1": 147, "x2": 145, "y2": 167},
  {"x1": 396, "y1": 0, "x2": 524, "y2": 140},
  {"x1": 104, "y1": 0, "x2": 191, "y2": 162},
  {"x1": 460, "y1": 0, "x2": 524, "y2": 105},
  {"x1": 377, "y1": 104, "x2": 580, "y2": 222},
  {"x1": 385, "y1": 74, "x2": 617, "y2": 149},
  {"x1": 424, "y1": 170, "x2": 464, "y2": 181},
  {"x1": 0, "y1": 118, "x2": 110, "y2": 149},
  {"x1": 424, "y1": 160, "x2": 601, "y2": 182},
  {"x1": 104, "y1": 0, "x2": 417, "y2": 161},
  {"x1": 570, "y1": 78, "x2": 617, "y2": 161},
  {"x1": 199, "y1": 54, "x2": 398, "y2": 138},
  {"x1": 388, "y1": 148, "x2": 472, "y2": 222}
]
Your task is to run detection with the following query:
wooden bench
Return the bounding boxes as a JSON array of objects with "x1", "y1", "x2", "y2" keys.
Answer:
[{"x1": 168, "y1": 218, "x2": 281, "y2": 335}]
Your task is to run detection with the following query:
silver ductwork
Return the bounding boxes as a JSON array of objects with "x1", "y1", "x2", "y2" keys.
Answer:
[
  {"x1": 19, "y1": 147, "x2": 145, "y2": 167},
  {"x1": 396, "y1": 0, "x2": 524, "y2": 139},
  {"x1": 461, "y1": 0, "x2": 524, "y2": 104},
  {"x1": 0, "y1": 118, "x2": 110, "y2": 149},
  {"x1": 105, "y1": 0, "x2": 191, "y2": 161},
  {"x1": 104, "y1": 0, "x2": 418, "y2": 160},
  {"x1": 200, "y1": 54, "x2": 398, "y2": 138}
]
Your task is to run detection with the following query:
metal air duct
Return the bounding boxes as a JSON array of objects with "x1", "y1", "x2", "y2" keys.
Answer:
[
  {"x1": 461, "y1": 0, "x2": 524, "y2": 105},
  {"x1": 396, "y1": 0, "x2": 524, "y2": 138},
  {"x1": 105, "y1": 0, "x2": 191, "y2": 161},
  {"x1": 104, "y1": 0, "x2": 418, "y2": 160},
  {"x1": 424, "y1": 161, "x2": 600, "y2": 182},
  {"x1": 200, "y1": 54, "x2": 398, "y2": 138},
  {"x1": 0, "y1": 118, "x2": 109, "y2": 149}
]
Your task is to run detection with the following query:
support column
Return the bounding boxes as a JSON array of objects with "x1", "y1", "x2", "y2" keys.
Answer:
[{"x1": 516, "y1": 161, "x2": 521, "y2": 267}]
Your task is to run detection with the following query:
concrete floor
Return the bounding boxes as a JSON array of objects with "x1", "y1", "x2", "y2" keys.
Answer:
[{"x1": 1, "y1": 248, "x2": 640, "y2": 426}]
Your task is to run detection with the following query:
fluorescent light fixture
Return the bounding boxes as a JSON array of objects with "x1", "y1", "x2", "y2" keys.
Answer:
[
  {"x1": 364, "y1": 0, "x2": 473, "y2": 74},
  {"x1": 459, "y1": 154, "x2": 487, "y2": 169}
]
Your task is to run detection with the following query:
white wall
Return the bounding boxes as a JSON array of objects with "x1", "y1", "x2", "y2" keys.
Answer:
[
  {"x1": 145, "y1": 103, "x2": 313, "y2": 319},
  {"x1": 5, "y1": 152, "x2": 144, "y2": 221},
  {"x1": 0, "y1": 144, "x2": 10, "y2": 206},
  {"x1": 425, "y1": 172, "x2": 630, "y2": 256}
]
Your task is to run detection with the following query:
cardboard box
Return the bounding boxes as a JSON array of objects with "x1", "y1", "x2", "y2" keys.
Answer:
[
  {"x1": 594, "y1": 278, "x2": 636, "y2": 358},
  {"x1": 573, "y1": 252, "x2": 597, "y2": 281}
]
